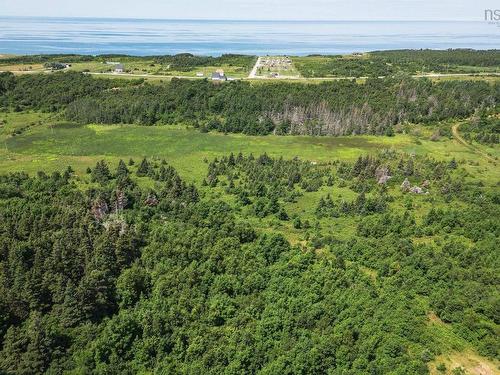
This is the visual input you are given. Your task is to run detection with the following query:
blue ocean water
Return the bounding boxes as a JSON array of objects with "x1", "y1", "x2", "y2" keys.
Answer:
[{"x1": 0, "y1": 16, "x2": 498, "y2": 56}]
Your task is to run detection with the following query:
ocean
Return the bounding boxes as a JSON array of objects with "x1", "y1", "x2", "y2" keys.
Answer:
[{"x1": 0, "y1": 17, "x2": 499, "y2": 56}]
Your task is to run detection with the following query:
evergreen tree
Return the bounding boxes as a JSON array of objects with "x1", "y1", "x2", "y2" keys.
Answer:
[
  {"x1": 136, "y1": 158, "x2": 151, "y2": 177},
  {"x1": 116, "y1": 159, "x2": 129, "y2": 178},
  {"x1": 91, "y1": 160, "x2": 111, "y2": 184}
]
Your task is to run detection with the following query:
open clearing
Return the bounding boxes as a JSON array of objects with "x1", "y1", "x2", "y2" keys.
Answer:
[
  {"x1": 4, "y1": 53, "x2": 497, "y2": 82},
  {"x1": 427, "y1": 312, "x2": 500, "y2": 375},
  {"x1": 2, "y1": 111, "x2": 499, "y2": 253},
  {"x1": 1, "y1": 113, "x2": 498, "y2": 185},
  {"x1": 429, "y1": 351, "x2": 500, "y2": 375}
]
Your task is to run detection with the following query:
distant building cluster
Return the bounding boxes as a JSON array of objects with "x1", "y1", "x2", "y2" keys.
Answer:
[
  {"x1": 261, "y1": 56, "x2": 292, "y2": 68},
  {"x1": 44, "y1": 62, "x2": 71, "y2": 70},
  {"x1": 258, "y1": 56, "x2": 293, "y2": 78}
]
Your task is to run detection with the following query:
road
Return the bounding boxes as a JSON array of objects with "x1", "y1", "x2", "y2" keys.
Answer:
[
  {"x1": 414, "y1": 72, "x2": 500, "y2": 78},
  {"x1": 248, "y1": 57, "x2": 262, "y2": 79},
  {"x1": 297, "y1": 72, "x2": 500, "y2": 81},
  {"x1": 86, "y1": 72, "x2": 201, "y2": 80},
  {"x1": 2, "y1": 67, "x2": 499, "y2": 82}
]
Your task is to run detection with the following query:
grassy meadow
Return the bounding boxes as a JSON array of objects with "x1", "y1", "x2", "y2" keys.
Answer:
[
  {"x1": 293, "y1": 51, "x2": 500, "y2": 78},
  {"x1": 2, "y1": 112, "x2": 498, "y2": 182},
  {"x1": 0, "y1": 55, "x2": 256, "y2": 79},
  {"x1": 69, "y1": 61, "x2": 251, "y2": 78}
]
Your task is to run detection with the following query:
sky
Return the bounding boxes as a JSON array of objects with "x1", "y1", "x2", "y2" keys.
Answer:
[{"x1": 0, "y1": 0, "x2": 498, "y2": 20}]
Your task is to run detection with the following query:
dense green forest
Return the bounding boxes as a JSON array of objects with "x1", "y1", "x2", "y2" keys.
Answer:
[
  {"x1": 295, "y1": 49, "x2": 500, "y2": 78},
  {"x1": 152, "y1": 54, "x2": 256, "y2": 71},
  {"x1": 0, "y1": 149, "x2": 498, "y2": 373},
  {"x1": 371, "y1": 49, "x2": 500, "y2": 68},
  {"x1": 0, "y1": 72, "x2": 498, "y2": 135},
  {"x1": 0, "y1": 54, "x2": 96, "y2": 64}
]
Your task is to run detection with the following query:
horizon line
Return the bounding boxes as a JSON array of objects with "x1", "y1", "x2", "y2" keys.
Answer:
[{"x1": 0, "y1": 15, "x2": 480, "y2": 22}]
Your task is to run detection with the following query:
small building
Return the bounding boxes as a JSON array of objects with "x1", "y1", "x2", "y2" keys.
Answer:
[
  {"x1": 114, "y1": 64, "x2": 124, "y2": 73},
  {"x1": 211, "y1": 69, "x2": 226, "y2": 81}
]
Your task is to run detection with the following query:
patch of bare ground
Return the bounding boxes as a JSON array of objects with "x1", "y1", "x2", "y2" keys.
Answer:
[
  {"x1": 429, "y1": 350, "x2": 499, "y2": 375},
  {"x1": 427, "y1": 312, "x2": 500, "y2": 375}
]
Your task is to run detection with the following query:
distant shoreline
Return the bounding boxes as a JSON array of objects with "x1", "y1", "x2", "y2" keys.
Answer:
[{"x1": 0, "y1": 15, "x2": 482, "y2": 22}]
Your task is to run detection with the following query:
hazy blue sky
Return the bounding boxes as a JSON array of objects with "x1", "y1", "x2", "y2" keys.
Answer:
[{"x1": 1, "y1": 0, "x2": 497, "y2": 20}]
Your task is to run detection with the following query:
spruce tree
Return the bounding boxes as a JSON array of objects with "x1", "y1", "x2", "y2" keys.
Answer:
[
  {"x1": 136, "y1": 158, "x2": 150, "y2": 177},
  {"x1": 91, "y1": 160, "x2": 111, "y2": 184},
  {"x1": 116, "y1": 159, "x2": 129, "y2": 178}
]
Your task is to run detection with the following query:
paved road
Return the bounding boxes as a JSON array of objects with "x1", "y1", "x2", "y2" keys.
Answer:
[{"x1": 415, "y1": 72, "x2": 500, "y2": 78}]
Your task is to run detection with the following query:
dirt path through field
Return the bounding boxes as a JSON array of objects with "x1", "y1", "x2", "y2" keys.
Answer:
[
  {"x1": 451, "y1": 123, "x2": 496, "y2": 163},
  {"x1": 248, "y1": 56, "x2": 262, "y2": 78}
]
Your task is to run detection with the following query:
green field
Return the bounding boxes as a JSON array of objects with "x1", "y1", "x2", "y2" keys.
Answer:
[
  {"x1": 294, "y1": 55, "x2": 500, "y2": 78},
  {"x1": 0, "y1": 55, "x2": 257, "y2": 79},
  {"x1": 293, "y1": 54, "x2": 368, "y2": 78},
  {"x1": 1, "y1": 50, "x2": 500, "y2": 374},
  {"x1": 2, "y1": 112, "x2": 498, "y2": 183},
  {"x1": 69, "y1": 62, "x2": 252, "y2": 78}
]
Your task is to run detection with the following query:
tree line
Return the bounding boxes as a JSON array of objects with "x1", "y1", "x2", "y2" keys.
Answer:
[{"x1": 1, "y1": 72, "x2": 498, "y2": 136}]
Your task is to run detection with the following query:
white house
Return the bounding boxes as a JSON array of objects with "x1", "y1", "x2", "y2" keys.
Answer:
[
  {"x1": 114, "y1": 64, "x2": 124, "y2": 73},
  {"x1": 211, "y1": 69, "x2": 226, "y2": 81}
]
